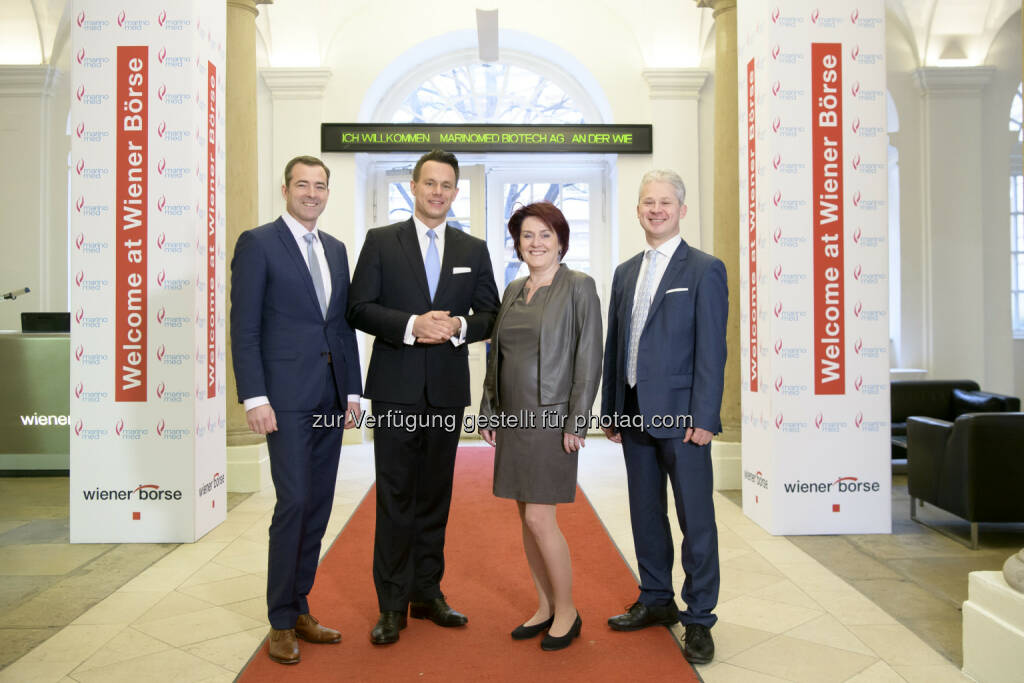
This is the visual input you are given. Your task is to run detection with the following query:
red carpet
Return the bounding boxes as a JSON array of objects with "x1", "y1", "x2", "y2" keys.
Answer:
[{"x1": 239, "y1": 447, "x2": 698, "y2": 682}]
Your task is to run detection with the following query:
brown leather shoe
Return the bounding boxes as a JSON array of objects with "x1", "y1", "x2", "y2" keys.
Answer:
[
  {"x1": 295, "y1": 613, "x2": 342, "y2": 644},
  {"x1": 267, "y1": 628, "x2": 300, "y2": 664}
]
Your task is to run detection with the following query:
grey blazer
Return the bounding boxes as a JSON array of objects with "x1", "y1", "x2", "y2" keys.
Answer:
[{"x1": 480, "y1": 264, "x2": 603, "y2": 437}]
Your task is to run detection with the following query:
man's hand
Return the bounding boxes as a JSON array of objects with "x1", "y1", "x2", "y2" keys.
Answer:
[
  {"x1": 413, "y1": 310, "x2": 454, "y2": 344},
  {"x1": 601, "y1": 426, "x2": 622, "y2": 444},
  {"x1": 683, "y1": 427, "x2": 714, "y2": 446},
  {"x1": 480, "y1": 428, "x2": 496, "y2": 447},
  {"x1": 246, "y1": 404, "x2": 277, "y2": 435},
  {"x1": 344, "y1": 401, "x2": 362, "y2": 429}
]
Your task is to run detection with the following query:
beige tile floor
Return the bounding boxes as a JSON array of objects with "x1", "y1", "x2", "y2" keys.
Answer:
[{"x1": 0, "y1": 439, "x2": 973, "y2": 682}]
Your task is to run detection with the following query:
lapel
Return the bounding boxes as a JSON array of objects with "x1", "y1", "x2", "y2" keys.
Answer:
[
  {"x1": 396, "y1": 219, "x2": 432, "y2": 304},
  {"x1": 432, "y1": 224, "x2": 459, "y2": 304},
  {"x1": 275, "y1": 219, "x2": 322, "y2": 317},
  {"x1": 492, "y1": 276, "x2": 528, "y2": 347},
  {"x1": 320, "y1": 234, "x2": 342, "y2": 315},
  {"x1": 643, "y1": 239, "x2": 690, "y2": 333},
  {"x1": 621, "y1": 253, "x2": 643, "y2": 344}
]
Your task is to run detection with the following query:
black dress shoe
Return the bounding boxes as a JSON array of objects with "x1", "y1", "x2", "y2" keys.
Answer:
[
  {"x1": 409, "y1": 598, "x2": 468, "y2": 627},
  {"x1": 540, "y1": 613, "x2": 582, "y2": 651},
  {"x1": 683, "y1": 623, "x2": 715, "y2": 664},
  {"x1": 607, "y1": 601, "x2": 679, "y2": 631},
  {"x1": 370, "y1": 611, "x2": 407, "y2": 645},
  {"x1": 511, "y1": 615, "x2": 554, "y2": 640}
]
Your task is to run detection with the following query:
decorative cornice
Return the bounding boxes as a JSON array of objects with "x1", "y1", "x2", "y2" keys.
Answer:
[
  {"x1": 642, "y1": 69, "x2": 710, "y2": 100},
  {"x1": 696, "y1": 0, "x2": 737, "y2": 19},
  {"x1": 914, "y1": 66, "x2": 995, "y2": 97},
  {"x1": 260, "y1": 68, "x2": 332, "y2": 100},
  {"x1": 0, "y1": 66, "x2": 62, "y2": 97}
]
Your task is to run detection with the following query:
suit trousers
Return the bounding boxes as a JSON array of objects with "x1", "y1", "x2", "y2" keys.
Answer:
[
  {"x1": 265, "y1": 363, "x2": 344, "y2": 629},
  {"x1": 371, "y1": 395, "x2": 465, "y2": 612},
  {"x1": 620, "y1": 384, "x2": 720, "y2": 627}
]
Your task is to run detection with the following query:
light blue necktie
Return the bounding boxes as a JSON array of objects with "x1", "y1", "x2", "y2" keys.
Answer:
[
  {"x1": 627, "y1": 249, "x2": 659, "y2": 387},
  {"x1": 425, "y1": 228, "x2": 440, "y2": 300},
  {"x1": 303, "y1": 232, "x2": 328, "y2": 318}
]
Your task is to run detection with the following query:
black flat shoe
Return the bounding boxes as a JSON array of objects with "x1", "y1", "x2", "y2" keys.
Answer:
[
  {"x1": 409, "y1": 597, "x2": 468, "y2": 627},
  {"x1": 370, "y1": 611, "x2": 407, "y2": 645},
  {"x1": 511, "y1": 615, "x2": 554, "y2": 640},
  {"x1": 540, "y1": 613, "x2": 582, "y2": 651}
]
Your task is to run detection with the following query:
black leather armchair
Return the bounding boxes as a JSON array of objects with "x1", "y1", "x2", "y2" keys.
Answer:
[
  {"x1": 907, "y1": 412, "x2": 1024, "y2": 548},
  {"x1": 891, "y1": 380, "x2": 1020, "y2": 460}
]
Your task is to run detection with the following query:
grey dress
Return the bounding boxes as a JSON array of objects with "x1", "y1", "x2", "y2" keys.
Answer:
[{"x1": 492, "y1": 284, "x2": 576, "y2": 504}]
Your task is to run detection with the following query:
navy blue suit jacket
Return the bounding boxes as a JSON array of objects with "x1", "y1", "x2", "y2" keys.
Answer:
[
  {"x1": 601, "y1": 239, "x2": 728, "y2": 438},
  {"x1": 230, "y1": 217, "x2": 362, "y2": 410}
]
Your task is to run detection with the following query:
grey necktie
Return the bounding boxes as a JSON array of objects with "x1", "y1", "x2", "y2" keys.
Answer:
[
  {"x1": 627, "y1": 250, "x2": 659, "y2": 387},
  {"x1": 303, "y1": 232, "x2": 327, "y2": 317}
]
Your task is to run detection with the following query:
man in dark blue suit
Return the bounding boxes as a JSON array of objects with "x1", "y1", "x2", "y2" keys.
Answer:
[
  {"x1": 230, "y1": 156, "x2": 362, "y2": 665},
  {"x1": 601, "y1": 169, "x2": 728, "y2": 665}
]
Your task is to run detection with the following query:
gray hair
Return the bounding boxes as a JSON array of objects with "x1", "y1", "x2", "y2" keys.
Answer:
[{"x1": 638, "y1": 169, "x2": 686, "y2": 205}]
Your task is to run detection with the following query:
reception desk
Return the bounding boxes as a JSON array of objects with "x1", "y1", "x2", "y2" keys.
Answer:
[{"x1": 0, "y1": 331, "x2": 70, "y2": 472}]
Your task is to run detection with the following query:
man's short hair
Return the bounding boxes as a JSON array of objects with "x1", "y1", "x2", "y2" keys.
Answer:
[
  {"x1": 284, "y1": 155, "x2": 330, "y2": 187},
  {"x1": 638, "y1": 169, "x2": 686, "y2": 205},
  {"x1": 413, "y1": 149, "x2": 460, "y2": 183}
]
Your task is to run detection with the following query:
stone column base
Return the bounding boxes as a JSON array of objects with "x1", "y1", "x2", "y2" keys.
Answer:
[
  {"x1": 227, "y1": 442, "x2": 271, "y2": 492},
  {"x1": 963, "y1": 570, "x2": 1024, "y2": 682},
  {"x1": 711, "y1": 440, "x2": 741, "y2": 490}
]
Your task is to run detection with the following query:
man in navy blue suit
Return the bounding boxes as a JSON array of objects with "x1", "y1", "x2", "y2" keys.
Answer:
[
  {"x1": 601, "y1": 169, "x2": 728, "y2": 665},
  {"x1": 230, "y1": 156, "x2": 362, "y2": 665}
]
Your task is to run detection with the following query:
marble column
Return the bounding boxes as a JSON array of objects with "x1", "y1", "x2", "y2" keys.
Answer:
[
  {"x1": 696, "y1": 0, "x2": 741, "y2": 448},
  {"x1": 225, "y1": 0, "x2": 272, "y2": 490},
  {"x1": 914, "y1": 67, "x2": 994, "y2": 384}
]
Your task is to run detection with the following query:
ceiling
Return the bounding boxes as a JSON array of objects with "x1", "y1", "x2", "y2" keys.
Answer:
[{"x1": 2, "y1": 0, "x2": 1020, "y2": 70}]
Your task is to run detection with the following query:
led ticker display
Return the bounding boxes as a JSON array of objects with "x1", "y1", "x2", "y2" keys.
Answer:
[{"x1": 321, "y1": 123, "x2": 652, "y2": 154}]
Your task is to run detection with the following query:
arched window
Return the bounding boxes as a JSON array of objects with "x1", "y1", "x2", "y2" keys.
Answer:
[
  {"x1": 1010, "y1": 83, "x2": 1023, "y2": 336},
  {"x1": 373, "y1": 53, "x2": 610, "y2": 292},
  {"x1": 390, "y1": 62, "x2": 586, "y2": 125}
]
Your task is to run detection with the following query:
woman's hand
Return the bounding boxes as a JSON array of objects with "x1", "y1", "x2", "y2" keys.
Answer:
[
  {"x1": 480, "y1": 428, "x2": 497, "y2": 447},
  {"x1": 563, "y1": 432, "x2": 584, "y2": 453}
]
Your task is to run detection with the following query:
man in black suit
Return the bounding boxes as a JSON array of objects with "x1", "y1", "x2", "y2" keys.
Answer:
[
  {"x1": 601, "y1": 170, "x2": 728, "y2": 665},
  {"x1": 348, "y1": 149, "x2": 499, "y2": 645},
  {"x1": 231, "y1": 156, "x2": 363, "y2": 664}
]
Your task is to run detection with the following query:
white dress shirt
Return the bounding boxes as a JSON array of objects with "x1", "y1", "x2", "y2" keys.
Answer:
[
  {"x1": 402, "y1": 215, "x2": 467, "y2": 346},
  {"x1": 243, "y1": 212, "x2": 358, "y2": 413},
  {"x1": 632, "y1": 234, "x2": 682, "y2": 309}
]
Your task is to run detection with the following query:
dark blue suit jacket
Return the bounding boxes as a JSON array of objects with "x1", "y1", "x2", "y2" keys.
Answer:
[
  {"x1": 601, "y1": 239, "x2": 728, "y2": 438},
  {"x1": 230, "y1": 217, "x2": 362, "y2": 410}
]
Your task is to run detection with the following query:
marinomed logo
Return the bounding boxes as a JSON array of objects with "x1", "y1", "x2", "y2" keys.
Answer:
[
  {"x1": 82, "y1": 484, "x2": 183, "y2": 501},
  {"x1": 783, "y1": 476, "x2": 880, "y2": 494}
]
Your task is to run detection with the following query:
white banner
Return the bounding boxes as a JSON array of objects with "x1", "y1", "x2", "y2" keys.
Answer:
[
  {"x1": 738, "y1": 1, "x2": 891, "y2": 534},
  {"x1": 70, "y1": 0, "x2": 226, "y2": 542}
]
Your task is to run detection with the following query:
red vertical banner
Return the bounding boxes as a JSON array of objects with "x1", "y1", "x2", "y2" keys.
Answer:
[
  {"x1": 811, "y1": 43, "x2": 845, "y2": 394},
  {"x1": 206, "y1": 62, "x2": 217, "y2": 399},
  {"x1": 746, "y1": 58, "x2": 758, "y2": 392},
  {"x1": 116, "y1": 46, "x2": 148, "y2": 402}
]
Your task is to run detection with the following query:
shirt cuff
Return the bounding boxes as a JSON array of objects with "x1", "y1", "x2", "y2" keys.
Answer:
[
  {"x1": 403, "y1": 315, "x2": 417, "y2": 345},
  {"x1": 243, "y1": 396, "x2": 269, "y2": 412},
  {"x1": 346, "y1": 394, "x2": 360, "y2": 403},
  {"x1": 450, "y1": 316, "x2": 467, "y2": 346}
]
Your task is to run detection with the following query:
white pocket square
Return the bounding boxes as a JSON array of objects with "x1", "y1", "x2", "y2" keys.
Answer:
[
  {"x1": 666, "y1": 287, "x2": 689, "y2": 294},
  {"x1": 452, "y1": 266, "x2": 472, "y2": 274}
]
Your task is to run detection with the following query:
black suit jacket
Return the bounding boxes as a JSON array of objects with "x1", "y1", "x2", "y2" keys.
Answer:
[
  {"x1": 347, "y1": 219, "x2": 499, "y2": 407},
  {"x1": 230, "y1": 217, "x2": 362, "y2": 410}
]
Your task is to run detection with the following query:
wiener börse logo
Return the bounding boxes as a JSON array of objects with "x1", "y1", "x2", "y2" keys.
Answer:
[
  {"x1": 198, "y1": 472, "x2": 226, "y2": 498},
  {"x1": 783, "y1": 475, "x2": 881, "y2": 495},
  {"x1": 81, "y1": 483, "x2": 183, "y2": 502}
]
